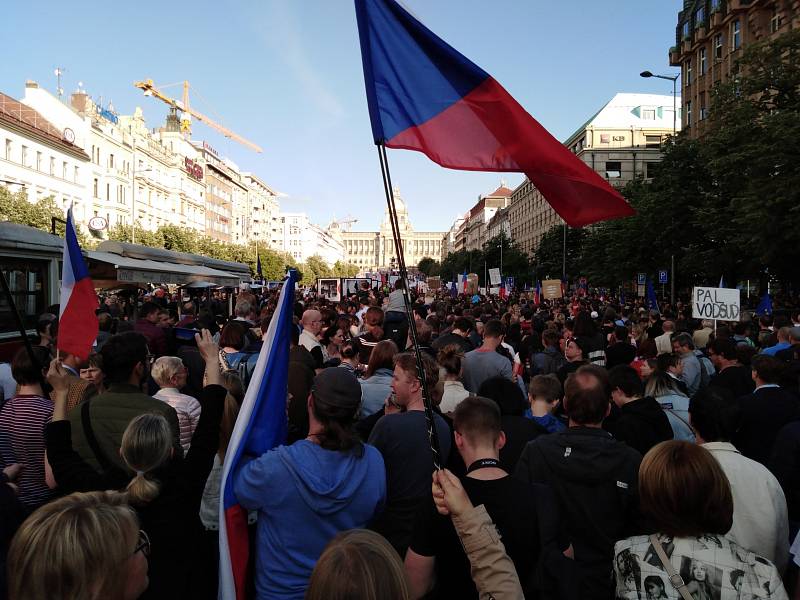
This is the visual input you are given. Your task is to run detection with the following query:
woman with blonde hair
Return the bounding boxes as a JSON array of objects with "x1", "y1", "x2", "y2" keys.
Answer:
[
  {"x1": 614, "y1": 441, "x2": 787, "y2": 600},
  {"x1": 305, "y1": 529, "x2": 410, "y2": 600},
  {"x1": 437, "y1": 344, "x2": 470, "y2": 415},
  {"x1": 7, "y1": 490, "x2": 149, "y2": 600},
  {"x1": 44, "y1": 329, "x2": 227, "y2": 600}
]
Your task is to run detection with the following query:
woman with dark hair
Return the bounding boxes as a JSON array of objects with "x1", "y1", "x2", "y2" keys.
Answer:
[
  {"x1": 218, "y1": 320, "x2": 257, "y2": 389},
  {"x1": 320, "y1": 325, "x2": 347, "y2": 365},
  {"x1": 614, "y1": 441, "x2": 787, "y2": 600},
  {"x1": 359, "y1": 340, "x2": 398, "y2": 418},
  {"x1": 572, "y1": 311, "x2": 606, "y2": 366},
  {"x1": 234, "y1": 368, "x2": 386, "y2": 599}
]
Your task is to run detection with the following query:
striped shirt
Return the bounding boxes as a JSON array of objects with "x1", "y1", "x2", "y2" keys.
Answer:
[{"x1": 0, "y1": 394, "x2": 55, "y2": 508}]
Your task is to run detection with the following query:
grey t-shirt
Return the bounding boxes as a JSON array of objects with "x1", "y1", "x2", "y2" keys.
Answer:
[{"x1": 462, "y1": 348, "x2": 514, "y2": 393}]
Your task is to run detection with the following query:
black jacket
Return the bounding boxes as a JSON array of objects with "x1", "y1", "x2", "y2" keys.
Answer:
[
  {"x1": 47, "y1": 384, "x2": 226, "y2": 600},
  {"x1": 769, "y1": 420, "x2": 800, "y2": 522},
  {"x1": 515, "y1": 427, "x2": 642, "y2": 599},
  {"x1": 734, "y1": 386, "x2": 800, "y2": 466},
  {"x1": 709, "y1": 365, "x2": 755, "y2": 400},
  {"x1": 604, "y1": 396, "x2": 673, "y2": 456}
]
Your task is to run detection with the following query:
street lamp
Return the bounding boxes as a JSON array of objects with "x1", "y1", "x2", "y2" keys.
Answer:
[{"x1": 640, "y1": 69, "x2": 680, "y2": 306}]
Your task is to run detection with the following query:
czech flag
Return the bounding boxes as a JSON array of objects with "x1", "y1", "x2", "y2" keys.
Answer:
[
  {"x1": 57, "y1": 206, "x2": 98, "y2": 360},
  {"x1": 219, "y1": 270, "x2": 296, "y2": 600},
  {"x1": 533, "y1": 281, "x2": 542, "y2": 306},
  {"x1": 354, "y1": 0, "x2": 635, "y2": 227},
  {"x1": 646, "y1": 278, "x2": 660, "y2": 314}
]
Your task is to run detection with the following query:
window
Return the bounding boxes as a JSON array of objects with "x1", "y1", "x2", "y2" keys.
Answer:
[
  {"x1": 645, "y1": 162, "x2": 660, "y2": 180},
  {"x1": 605, "y1": 161, "x2": 622, "y2": 178},
  {"x1": 93, "y1": 178, "x2": 99, "y2": 197},
  {"x1": 685, "y1": 58, "x2": 693, "y2": 85},
  {"x1": 714, "y1": 34, "x2": 724, "y2": 59},
  {"x1": 62, "y1": 162, "x2": 67, "y2": 179},
  {"x1": 36, "y1": 151, "x2": 42, "y2": 171},
  {"x1": 21, "y1": 146, "x2": 28, "y2": 167},
  {"x1": 0, "y1": 259, "x2": 48, "y2": 333},
  {"x1": 710, "y1": 0, "x2": 720, "y2": 10},
  {"x1": 49, "y1": 156, "x2": 55, "y2": 175},
  {"x1": 686, "y1": 100, "x2": 692, "y2": 126},
  {"x1": 645, "y1": 135, "x2": 662, "y2": 148},
  {"x1": 91, "y1": 145, "x2": 95, "y2": 164},
  {"x1": 699, "y1": 93, "x2": 707, "y2": 120},
  {"x1": 682, "y1": 21, "x2": 690, "y2": 39},
  {"x1": 699, "y1": 47, "x2": 706, "y2": 76},
  {"x1": 694, "y1": 6, "x2": 705, "y2": 26},
  {"x1": 108, "y1": 153, "x2": 114, "y2": 169},
  {"x1": 770, "y1": 9, "x2": 780, "y2": 34},
  {"x1": 732, "y1": 20, "x2": 741, "y2": 50},
  {"x1": 4, "y1": 139, "x2": 10, "y2": 160},
  {"x1": 642, "y1": 109, "x2": 656, "y2": 120},
  {"x1": 74, "y1": 166, "x2": 79, "y2": 183}
]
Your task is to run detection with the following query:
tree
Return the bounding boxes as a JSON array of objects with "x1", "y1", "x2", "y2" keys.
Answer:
[
  {"x1": 0, "y1": 188, "x2": 63, "y2": 232},
  {"x1": 482, "y1": 233, "x2": 533, "y2": 285},
  {"x1": 332, "y1": 261, "x2": 359, "y2": 278},
  {"x1": 417, "y1": 257, "x2": 441, "y2": 277},
  {"x1": 534, "y1": 225, "x2": 586, "y2": 281}
]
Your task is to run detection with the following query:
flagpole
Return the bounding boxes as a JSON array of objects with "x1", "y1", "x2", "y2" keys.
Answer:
[{"x1": 376, "y1": 143, "x2": 442, "y2": 470}]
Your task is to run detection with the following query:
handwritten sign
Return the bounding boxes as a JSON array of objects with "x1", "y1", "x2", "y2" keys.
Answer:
[
  {"x1": 489, "y1": 268, "x2": 501, "y2": 286},
  {"x1": 542, "y1": 279, "x2": 563, "y2": 300},
  {"x1": 692, "y1": 287, "x2": 740, "y2": 321}
]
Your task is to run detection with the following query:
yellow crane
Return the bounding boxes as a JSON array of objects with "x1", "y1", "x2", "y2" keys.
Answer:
[{"x1": 133, "y1": 79, "x2": 263, "y2": 153}]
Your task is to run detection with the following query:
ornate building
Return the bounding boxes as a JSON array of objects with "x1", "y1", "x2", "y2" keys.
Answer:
[{"x1": 336, "y1": 188, "x2": 445, "y2": 271}]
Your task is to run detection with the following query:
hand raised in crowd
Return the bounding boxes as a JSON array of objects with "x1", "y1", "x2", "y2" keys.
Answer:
[
  {"x1": 46, "y1": 358, "x2": 73, "y2": 395},
  {"x1": 432, "y1": 468, "x2": 474, "y2": 518},
  {"x1": 195, "y1": 328, "x2": 219, "y2": 364},
  {"x1": 2, "y1": 463, "x2": 22, "y2": 495},
  {"x1": 195, "y1": 328, "x2": 223, "y2": 387}
]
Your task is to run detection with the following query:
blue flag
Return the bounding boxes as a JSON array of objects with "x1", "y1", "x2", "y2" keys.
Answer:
[
  {"x1": 755, "y1": 293, "x2": 772, "y2": 316},
  {"x1": 719, "y1": 275, "x2": 725, "y2": 288},
  {"x1": 646, "y1": 278, "x2": 660, "y2": 313},
  {"x1": 620, "y1": 289, "x2": 626, "y2": 306},
  {"x1": 256, "y1": 253, "x2": 263, "y2": 281},
  {"x1": 449, "y1": 280, "x2": 457, "y2": 298}
]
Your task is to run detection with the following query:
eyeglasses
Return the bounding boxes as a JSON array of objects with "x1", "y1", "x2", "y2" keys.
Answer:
[{"x1": 133, "y1": 530, "x2": 151, "y2": 557}]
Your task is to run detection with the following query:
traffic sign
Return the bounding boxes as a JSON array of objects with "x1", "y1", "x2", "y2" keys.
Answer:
[
  {"x1": 637, "y1": 273, "x2": 646, "y2": 285},
  {"x1": 658, "y1": 270, "x2": 668, "y2": 284}
]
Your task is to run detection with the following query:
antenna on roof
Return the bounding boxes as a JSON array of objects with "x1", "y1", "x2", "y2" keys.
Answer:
[{"x1": 53, "y1": 67, "x2": 65, "y2": 100}]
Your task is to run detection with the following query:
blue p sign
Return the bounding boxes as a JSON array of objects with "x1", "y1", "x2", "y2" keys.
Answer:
[
  {"x1": 658, "y1": 270, "x2": 668, "y2": 284},
  {"x1": 637, "y1": 273, "x2": 646, "y2": 285}
]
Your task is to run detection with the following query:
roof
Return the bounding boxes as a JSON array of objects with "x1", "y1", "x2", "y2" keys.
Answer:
[
  {"x1": 95, "y1": 240, "x2": 251, "y2": 275},
  {"x1": 0, "y1": 93, "x2": 88, "y2": 159},
  {"x1": 0, "y1": 222, "x2": 64, "y2": 254},
  {"x1": 564, "y1": 93, "x2": 681, "y2": 145},
  {"x1": 487, "y1": 185, "x2": 513, "y2": 197}
]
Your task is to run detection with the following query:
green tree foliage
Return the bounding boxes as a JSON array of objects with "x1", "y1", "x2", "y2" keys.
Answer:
[
  {"x1": 534, "y1": 225, "x2": 585, "y2": 281},
  {"x1": 417, "y1": 257, "x2": 441, "y2": 277}
]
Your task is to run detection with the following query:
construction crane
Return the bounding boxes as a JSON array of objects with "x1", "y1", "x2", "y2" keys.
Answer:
[
  {"x1": 331, "y1": 215, "x2": 359, "y2": 231},
  {"x1": 133, "y1": 79, "x2": 263, "y2": 153}
]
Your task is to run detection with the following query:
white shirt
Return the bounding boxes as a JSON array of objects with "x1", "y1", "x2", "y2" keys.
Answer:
[
  {"x1": 440, "y1": 380, "x2": 471, "y2": 414},
  {"x1": 153, "y1": 387, "x2": 202, "y2": 454},
  {"x1": 703, "y1": 441, "x2": 789, "y2": 572},
  {"x1": 655, "y1": 331, "x2": 673, "y2": 355},
  {"x1": 299, "y1": 329, "x2": 322, "y2": 353}
]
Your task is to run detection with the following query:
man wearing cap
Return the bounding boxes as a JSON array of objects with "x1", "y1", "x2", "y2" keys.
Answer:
[
  {"x1": 557, "y1": 336, "x2": 590, "y2": 386},
  {"x1": 234, "y1": 368, "x2": 386, "y2": 599}
]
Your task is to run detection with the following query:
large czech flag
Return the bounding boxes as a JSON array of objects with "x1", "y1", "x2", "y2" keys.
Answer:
[
  {"x1": 354, "y1": 0, "x2": 635, "y2": 227},
  {"x1": 57, "y1": 207, "x2": 98, "y2": 360},
  {"x1": 218, "y1": 270, "x2": 296, "y2": 600}
]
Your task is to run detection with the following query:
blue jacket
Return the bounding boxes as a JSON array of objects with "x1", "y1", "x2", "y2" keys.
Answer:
[
  {"x1": 359, "y1": 368, "x2": 393, "y2": 417},
  {"x1": 234, "y1": 440, "x2": 386, "y2": 600},
  {"x1": 655, "y1": 392, "x2": 695, "y2": 442}
]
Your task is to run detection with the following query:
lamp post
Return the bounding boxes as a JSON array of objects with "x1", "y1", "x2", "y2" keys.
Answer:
[{"x1": 640, "y1": 70, "x2": 680, "y2": 306}]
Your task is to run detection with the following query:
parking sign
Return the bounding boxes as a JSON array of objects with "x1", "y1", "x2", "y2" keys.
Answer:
[
  {"x1": 658, "y1": 270, "x2": 668, "y2": 284},
  {"x1": 637, "y1": 273, "x2": 646, "y2": 285}
]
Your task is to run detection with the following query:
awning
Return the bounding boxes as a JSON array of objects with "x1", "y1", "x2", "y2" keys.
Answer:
[{"x1": 88, "y1": 251, "x2": 243, "y2": 287}]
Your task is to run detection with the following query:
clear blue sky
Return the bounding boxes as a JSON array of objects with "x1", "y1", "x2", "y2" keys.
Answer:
[{"x1": 4, "y1": 0, "x2": 681, "y2": 233}]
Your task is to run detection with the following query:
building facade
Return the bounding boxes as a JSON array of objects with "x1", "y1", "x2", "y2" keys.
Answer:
[
  {"x1": 0, "y1": 86, "x2": 90, "y2": 222},
  {"x1": 277, "y1": 212, "x2": 345, "y2": 264},
  {"x1": 670, "y1": 0, "x2": 799, "y2": 137},
  {"x1": 508, "y1": 93, "x2": 679, "y2": 256},
  {"x1": 486, "y1": 206, "x2": 511, "y2": 242},
  {"x1": 337, "y1": 188, "x2": 444, "y2": 271},
  {"x1": 464, "y1": 185, "x2": 513, "y2": 251},
  {"x1": 441, "y1": 214, "x2": 466, "y2": 261},
  {"x1": 243, "y1": 172, "x2": 280, "y2": 249}
]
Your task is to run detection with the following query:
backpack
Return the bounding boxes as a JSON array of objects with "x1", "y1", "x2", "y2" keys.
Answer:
[
  {"x1": 537, "y1": 349, "x2": 567, "y2": 376},
  {"x1": 697, "y1": 353, "x2": 715, "y2": 391},
  {"x1": 220, "y1": 351, "x2": 257, "y2": 390}
]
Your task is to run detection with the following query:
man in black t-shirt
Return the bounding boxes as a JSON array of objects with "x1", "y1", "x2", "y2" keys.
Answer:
[{"x1": 405, "y1": 396, "x2": 561, "y2": 599}]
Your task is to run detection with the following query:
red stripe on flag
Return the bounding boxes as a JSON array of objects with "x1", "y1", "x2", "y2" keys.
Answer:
[
  {"x1": 57, "y1": 278, "x2": 98, "y2": 360},
  {"x1": 388, "y1": 77, "x2": 634, "y2": 227},
  {"x1": 224, "y1": 505, "x2": 250, "y2": 600}
]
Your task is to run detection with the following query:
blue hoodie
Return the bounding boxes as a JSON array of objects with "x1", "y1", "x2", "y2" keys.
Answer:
[{"x1": 234, "y1": 440, "x2": 386, "y2": 600}]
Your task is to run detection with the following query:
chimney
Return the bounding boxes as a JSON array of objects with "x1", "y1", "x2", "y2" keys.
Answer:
[
  {"x1": 25, "y1": 80, "x2": 39, "y2": 89},
  {"x1": 71, "y1": 91, "x2": 90, "y2": 114}
]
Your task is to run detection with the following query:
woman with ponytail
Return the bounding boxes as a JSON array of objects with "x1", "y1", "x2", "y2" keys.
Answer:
[
  {"x1": 45, "y1": 329, "x2": 227, "y2": 600},
  {"x1": 234, "y1": 367, "x2": 386, "y2": 599}
]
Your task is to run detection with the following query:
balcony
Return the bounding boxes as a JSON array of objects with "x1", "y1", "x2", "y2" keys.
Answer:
[{"x1": 669, "y1": 46, "x2": 681, "y2": 65}]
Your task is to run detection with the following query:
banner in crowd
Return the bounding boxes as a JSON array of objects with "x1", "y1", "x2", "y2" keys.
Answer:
[
  {"x1": 542, "y1": 279, "x2": 563, "y2": 300},
  {"x1": 692, "y1": 286, "x2": 741, "y2": 321}
]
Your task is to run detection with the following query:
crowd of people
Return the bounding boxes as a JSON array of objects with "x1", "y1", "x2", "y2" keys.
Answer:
[{"x1": 0, "y1": 277, "x2": 799, "y2": 599}]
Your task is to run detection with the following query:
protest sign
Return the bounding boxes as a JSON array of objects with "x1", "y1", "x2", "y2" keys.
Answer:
[
  {"x1": 542, "y1": 279, "x2": 563, "y2": 300},
  {"x1": 488, "y1": 268, "x2": 501, "y2": 286},
  {"x1": 692, "y1": 287, "x2": 741, "y2": 321}
]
